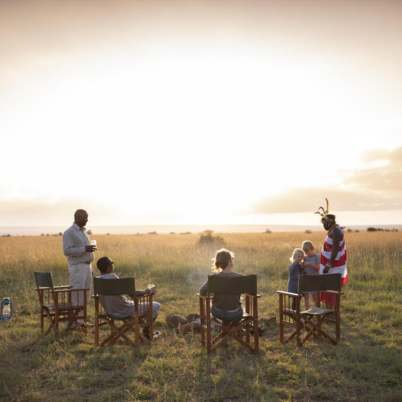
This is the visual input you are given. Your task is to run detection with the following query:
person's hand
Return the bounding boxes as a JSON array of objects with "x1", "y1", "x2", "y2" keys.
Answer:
[
  {"x1": 85, "y1": 245, "x2": 97, "y2": 252},
  {"x1": 323, "y1": 263, "x2": 331, "y2": 273}
]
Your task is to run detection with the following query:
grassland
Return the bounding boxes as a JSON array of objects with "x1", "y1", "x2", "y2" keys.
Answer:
[{"x1": 0, "y1": 231, "x2": 401, "y2": 402}]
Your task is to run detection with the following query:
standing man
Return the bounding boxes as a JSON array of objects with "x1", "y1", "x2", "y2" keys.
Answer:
[
  {"x1": 316, "y1": 199, "x2": 348, "y2": 306},
  {"x1": 63, "y1": 209, "x2": 97, "y2": 324}
]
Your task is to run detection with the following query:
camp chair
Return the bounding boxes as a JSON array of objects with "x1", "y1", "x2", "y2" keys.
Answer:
[
  {"x1": 277, "y1": 274, "x2": 342, "y2": 346},
  {"x1": 93, "y1": 277, "x2": 154, "y2": 347},
  {"x1": 34, "y1": 272, "x2": 88, "y2": 336},
  {"x1": 199, "y1": 274, "x2": 260, "y2": 353}
]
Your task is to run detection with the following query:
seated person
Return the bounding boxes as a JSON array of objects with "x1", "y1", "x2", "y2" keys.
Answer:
[
  {"x1": 96, "y1": 256, "x2": 161, "y2": 338},
  {"x1": 199, "y1": 248, "x2": 243, "y2": 322}
]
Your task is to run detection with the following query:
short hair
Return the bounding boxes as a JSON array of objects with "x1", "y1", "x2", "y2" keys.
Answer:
[
  {"x1": 97, "y1": 256, "x2": 113, "y2": 273},
  {"x1": 74, "y1": 209, "x2": 88, "y2": 220},
  {"x1": 290, "y1": 248, "x2": 304, "y2": 263},
  {"x1": 212, "y1": 248, "x2": 234, "y2": 272},
  {"x1": 302, "y1": 240, "x2": 314, "y2": 252}
]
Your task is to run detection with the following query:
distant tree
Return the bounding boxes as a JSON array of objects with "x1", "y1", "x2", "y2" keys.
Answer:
[
  {"x1": 148, "y1": 231, "x2": 158, "y2": 235},
  {"x1": 198, "y1": 230, "x2": 225, "y2": 247},
  {"x1": 87, "y1": 229, "x2": 93, "y2": 235},
  {"x1": 169, "y1": 232, "x2": 176, "y2": 235},
  {"x1": 265, "y1": 228, "x2": 272, "y2": 234},
  {"x1": 58, "y1": 232, "x2": 63, "y2": 236},
  {"x1": 305, "y1": 229, "x2": 312, "y2": 234},
  {"x1": 367, "y1": 227, "x2": 385, "y2": 232}
]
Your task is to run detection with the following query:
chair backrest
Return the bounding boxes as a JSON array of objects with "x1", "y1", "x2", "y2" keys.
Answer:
[
  {"x1": 93, "y1": 277, "x2": 136, "y2": 296},
  {"x1": 299, "y1": 274, "x2": 341, "y2": 293},
  {"x1": 207, "y1": 274, "x2": 257, "y2": 295},
  {"x1": 34, "y1": 272, "x2": 54, "y2": 288}
]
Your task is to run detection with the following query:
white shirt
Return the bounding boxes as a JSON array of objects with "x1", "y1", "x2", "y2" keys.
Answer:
[{"x1": 63, "y1": 223, "x2": 94, "y2": 265}]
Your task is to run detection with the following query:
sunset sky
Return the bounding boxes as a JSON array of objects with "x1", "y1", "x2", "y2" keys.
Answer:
[{"x1": 1, "y1": 0, "x2": 402, "y2": 227}]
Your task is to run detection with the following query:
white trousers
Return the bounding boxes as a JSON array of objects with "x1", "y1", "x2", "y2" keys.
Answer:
[{"x1": 68, "y1": 263, "x2": 93, "y2": 308}]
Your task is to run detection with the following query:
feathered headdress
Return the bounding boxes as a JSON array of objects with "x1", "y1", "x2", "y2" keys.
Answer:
[{"x1": 314, "y1": 198, "x2": 330, "y2": 218}]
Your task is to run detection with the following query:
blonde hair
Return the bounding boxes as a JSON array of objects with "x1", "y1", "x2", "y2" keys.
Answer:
[
  {"x1": 302, "y1": 240, "x2": 314, "y2": 253},
  {"x1": 212, "y1": 248, "x2": 234, "y2": 272},
  {"x1": 290, "y1": 248, "x2": 304, "y2": 263}
]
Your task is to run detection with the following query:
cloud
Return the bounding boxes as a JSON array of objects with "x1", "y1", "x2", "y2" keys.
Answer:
[
  {"x1": 255, "y1": 146, "x2": 402, "y2": 213},
  {"x1": 0, "y1": 198, "x2": 112, "y2": 226},
  {"x1": 347, "y1": 147, "x2": 402, "y2": 192}
]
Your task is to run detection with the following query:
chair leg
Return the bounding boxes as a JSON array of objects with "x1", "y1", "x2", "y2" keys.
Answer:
[
  {"x1": 54, "y1": 311, "x2": 59, "y2": 337},
  {"x1": 336, "y1": 310, "x2": 340, "y2": 343},
  {"x1": 245, "y1": 295, "x2": 250, "y2": 345},
  {"x1": 279, "y1": 295, "x2": 284, "y2": 344},
  {"x1": 296, "y1": 316, "x2": 302, "y2": 347},
  {"x1": 200, "y1": 298, "x2": 205, "y2": 346},
  {"x1": 40, "y1": 311, "x2": 44, "y2": 334},
  {"x1": 95, "y1": 317, "x2": 99, "y2": 346},
  {"x1": 253, "y1": 296, "x2": 259, "y2": 352},
  {"x1": 148, "y1": 299, "x2": 153, "y2": 343},
  {"x1": 206, "y1": 300, "x2": 212, "y2": 353}
]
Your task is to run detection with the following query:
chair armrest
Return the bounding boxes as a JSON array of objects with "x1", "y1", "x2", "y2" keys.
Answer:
[
  {"x1": 54, "y1": 285, "x2": 71, "y2": 289},
  {"x1": 276, "y1": 290, "x2": 301, "y2": 297},
  {"x1": 198, "y1": 294, "x2": 213, "y2": 300},
  {"x1": 322, "y1": 290, "x2": 342, "y2": 295},
  {"x1": 52, "y1": 288, "x2": 88, "y2": 293}
]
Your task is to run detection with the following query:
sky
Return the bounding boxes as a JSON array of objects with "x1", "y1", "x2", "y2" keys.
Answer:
[{"x1": 1, "y1": 0, "x2": 402, "y2": 227}]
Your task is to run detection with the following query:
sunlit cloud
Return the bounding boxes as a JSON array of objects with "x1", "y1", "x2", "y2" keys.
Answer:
[{"x1": 255, "y1": 147, "x2": 402, "y2": 213}]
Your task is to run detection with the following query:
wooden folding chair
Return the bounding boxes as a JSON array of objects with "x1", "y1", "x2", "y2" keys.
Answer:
[
  {"x1": 34, "y1": 272, "x2": 88, "y2": 336},
  {"x1": 277, "y1": 273, "x2": 342, "y2": 346},
  {"x1": 199, "y1": 274, "x2": 260, "y2": 353},
  {"x1": 93, "y1": 277, "x2": 154, "y2": 347}
]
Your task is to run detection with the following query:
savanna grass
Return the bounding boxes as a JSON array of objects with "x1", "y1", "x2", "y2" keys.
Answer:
[{"x1": 0, "y1": 232, "x2": 401, "y2": 401}]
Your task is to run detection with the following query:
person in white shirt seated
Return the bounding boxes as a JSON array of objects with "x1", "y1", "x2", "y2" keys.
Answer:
[{"x1": 96, "y1": 256, "x2": 161, "y2": 339}]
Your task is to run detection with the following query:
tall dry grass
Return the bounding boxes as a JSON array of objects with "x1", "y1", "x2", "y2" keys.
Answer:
[{"x1": 0, "y1": 232, "x2": 401, "y2": 401}]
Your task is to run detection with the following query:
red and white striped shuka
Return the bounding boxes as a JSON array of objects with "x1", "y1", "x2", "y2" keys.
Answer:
[{"x1": 319, "y1": 227, "x2": 349, "y2": 285}]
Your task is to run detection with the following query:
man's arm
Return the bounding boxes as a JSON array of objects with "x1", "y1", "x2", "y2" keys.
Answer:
[
  {"x1": 63, "y1": 231, "x2": 86, "y2": 257},
  {"x1": 330, "y1": 228, "x2": 342, "y2": 264}
]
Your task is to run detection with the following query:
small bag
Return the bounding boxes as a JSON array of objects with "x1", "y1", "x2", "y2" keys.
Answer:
[{"x1": 0, "y1": 297, "x2": 12, "y2": 321}]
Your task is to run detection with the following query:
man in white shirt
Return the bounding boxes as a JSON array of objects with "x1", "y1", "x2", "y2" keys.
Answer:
[{"x1": 63, "y1": 209, "x2": 97, "y2": 323}]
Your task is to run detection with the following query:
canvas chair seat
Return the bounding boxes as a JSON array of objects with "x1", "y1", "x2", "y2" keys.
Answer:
[
  {"x1": 43, "y1": 303, "x2": 79, "y2": 312},
  {"x1": 301, "y1": 306, "x2": 334, "y2": 316},
  {"x1": 277, "y1": 274, "x2": 342, "y2": 346},
  {"x1": 107, "y1": 314, "x2": 132, "y2": 321}
]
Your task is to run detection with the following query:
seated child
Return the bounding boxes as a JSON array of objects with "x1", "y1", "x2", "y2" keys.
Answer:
[
  {"x1": 199, "y1": 248, "x2": 243, "y2": 322},
  {"x1": 301, "y1": 240, "x2": 320, "y2": 307},
  {"x1": 96, "y1": 256, "x2": 161, "y2": 338}
]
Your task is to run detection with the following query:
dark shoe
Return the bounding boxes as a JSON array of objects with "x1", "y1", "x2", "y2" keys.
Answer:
[{"x1": 143, "y1": 327, "x2": 161, "y2": 340}]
